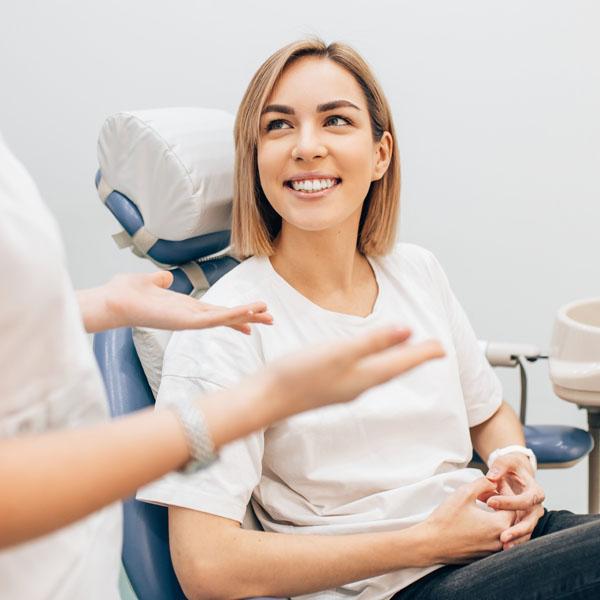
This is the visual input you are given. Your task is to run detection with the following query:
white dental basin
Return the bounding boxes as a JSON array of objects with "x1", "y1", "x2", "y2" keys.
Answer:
[{"x1": 549, "y1": 297, "x2": 600, "y2": 407}]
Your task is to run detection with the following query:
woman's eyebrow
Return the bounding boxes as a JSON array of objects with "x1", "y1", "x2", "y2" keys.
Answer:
[
  {"x1": 316, "y1": 99, "x2": 361, "y2": 113},
  {"x1": 262, "y1": 104, "x2": 295, "y2": 116},
  {"x1": 261, "y1": 99, "x2": 361, "y2": 116}
]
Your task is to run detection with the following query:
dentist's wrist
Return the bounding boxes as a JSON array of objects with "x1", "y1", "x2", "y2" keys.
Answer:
[{"x1": 76, "y1": 284, "x2": 119, "y2": 333}]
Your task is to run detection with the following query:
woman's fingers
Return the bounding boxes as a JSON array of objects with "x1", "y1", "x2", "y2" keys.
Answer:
[
  {"x1": 503, "y1": 533, "x2": 532, "y2": 549},
  {"x1": 487, "y1": 486, "x2": 544, "y2": 511},
  {"x1": 501, "y1": 504, "x2": 544, "y2": 550},
  {"x1": 461, "y1": 476, "x2": 499, "y2": 502},
  {"x1": 485, "y1": 462, "x2": 509, "y2": 483},
  {"x1": 500, "y1": 506, "x2": 543, "y2": 545}
]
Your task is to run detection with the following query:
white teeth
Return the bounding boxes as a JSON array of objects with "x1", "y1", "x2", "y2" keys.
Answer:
[{"x1": 290, "y1": 178, "x2": 337, "y2": 192}]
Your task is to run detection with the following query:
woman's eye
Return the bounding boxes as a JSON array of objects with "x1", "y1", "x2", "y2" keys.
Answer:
[
  {"x1": 266, "y1": 119, "x2": 291, "y2": 132},
  {"x1": 325, "y1": 115, "x2": 351, "y2": 127}
]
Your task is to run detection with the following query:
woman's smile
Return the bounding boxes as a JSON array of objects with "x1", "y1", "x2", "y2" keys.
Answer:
[{"x1": 284, "y1": 173, "x2": 342, "y2": 200}]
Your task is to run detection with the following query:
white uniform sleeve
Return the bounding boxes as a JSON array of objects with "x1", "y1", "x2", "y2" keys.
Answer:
[
  {"x1": 423, "y1": 249, "x2": 503, "y2": 426},
  {"x1": 136, "y1": 326, "x2": 265, "y2": 524}
]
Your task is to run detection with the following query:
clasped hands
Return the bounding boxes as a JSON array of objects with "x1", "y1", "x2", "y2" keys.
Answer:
[{"x1": 480, "y1": 452, "x2": 545, "y2": 550}]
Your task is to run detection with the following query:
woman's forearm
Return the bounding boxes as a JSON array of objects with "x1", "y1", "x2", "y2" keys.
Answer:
[
  {"x1": 170, "y1": 476, "x2": 513, "y2": 599},
  {"x1": 170, "y1": 510, "x2": 434, "y2": 600},
  {"x1": 470, "y1": 401, "x2": 525, "y2": 464}
]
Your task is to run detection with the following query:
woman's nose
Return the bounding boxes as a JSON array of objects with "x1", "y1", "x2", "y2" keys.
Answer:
[{"x1": 291, "y1": 127, "x2": 328, "y2": 161}]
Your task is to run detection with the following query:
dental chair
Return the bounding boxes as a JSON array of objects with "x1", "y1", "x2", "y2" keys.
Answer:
[{"x1": 92, "y1": 108, "x2": 594, "y2": 600}]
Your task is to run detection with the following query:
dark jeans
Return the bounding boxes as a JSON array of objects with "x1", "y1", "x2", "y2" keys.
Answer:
[{"x1": 394, "y1": 510, "x2": 600, "y2": 600}]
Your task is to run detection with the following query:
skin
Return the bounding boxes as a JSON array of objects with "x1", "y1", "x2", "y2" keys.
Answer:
[
  {"x1": 77, "y1": 270, "x2": 274, "y2": 334},
  {"x1": 1, "y1": 271, "x2": 443, "y2": 548},
  {"x1": 170, "y1": 56, "x2": 546, "y2": 599},
  {"x1": 258, "y1": 57, "x2": 392, "y2": 317}
]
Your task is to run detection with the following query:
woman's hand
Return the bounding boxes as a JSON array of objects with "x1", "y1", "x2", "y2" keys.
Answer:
[
  {"x1": 484, "y1": 453, "x2": 545, "y2": 550},
  {"x1": 419, "y1": 477, "x2": 516, "y2": 566},
  {"x1": 78, "y1": 271, "x2": 273, "y2": 334},
  {"x1": 263, "y1": 327, "x2": 444, "y2": 419}
]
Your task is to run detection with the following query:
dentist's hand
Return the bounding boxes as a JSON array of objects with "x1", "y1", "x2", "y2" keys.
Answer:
[
  {"x1": 484, "y1": 453, "x2": 545, "y2": 550},
  {"x1": 264, "y1": 327, "x2": 445, "y2": 418},
  {"x1": 78, "y1": 271, "x2": 273, "y2": 334},
  {"x1": 200, "y1": 327, "x2": 446, "y2": 454}
]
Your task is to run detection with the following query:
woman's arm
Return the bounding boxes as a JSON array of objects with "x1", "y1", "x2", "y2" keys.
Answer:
[
  {"x1": 469, "y1": 401, "x2": 525, "y2": 462},
  {"x1": 76, "y1": 271, "x2": 273, "y2": 334},
  {"x1": 0, "y1": 328, "x2": 441, "y2": 549},
  {"x1": 169, "y1": 478, "x2": 514, "y2": 600}
]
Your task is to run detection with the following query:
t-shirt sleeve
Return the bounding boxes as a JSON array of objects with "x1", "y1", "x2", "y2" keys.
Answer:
[
  {"x1": 136, "y1": 326, "x2": 265, "y2": 524},
  {"x1": 421, "y1": 248, "x2": 503, "y2": 426}
]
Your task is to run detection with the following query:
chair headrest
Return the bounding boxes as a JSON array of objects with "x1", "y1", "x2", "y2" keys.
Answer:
[{"x1": 96, "y1": 107, "x2": 235, "y2": 263}]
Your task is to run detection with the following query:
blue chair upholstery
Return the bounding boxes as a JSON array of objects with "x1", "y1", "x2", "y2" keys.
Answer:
[
  {"x1": 524, "y1": 425, "x2": 593, "y2": 467},
  {"x1": 472, "y1": 425, "x2": 594, "y2": 468},
  {"x1": 95, "y1": 170, "x2": 231, "y2": 266},
  {"x1": 95, "y1": 327, "x2": 186, "y2": 600},
  {"x1": 94, "y1": 328, "x2": 282, "y2": 600}
]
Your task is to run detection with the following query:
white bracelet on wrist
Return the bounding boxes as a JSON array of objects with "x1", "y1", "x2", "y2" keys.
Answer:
[{"x1": 487, "y1": 444, "x2": 537, "y2": 473}]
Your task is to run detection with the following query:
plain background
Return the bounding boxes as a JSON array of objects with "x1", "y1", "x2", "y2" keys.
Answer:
[{"x1": 1, "y1": 0, "x2": 598, "y2": 515}]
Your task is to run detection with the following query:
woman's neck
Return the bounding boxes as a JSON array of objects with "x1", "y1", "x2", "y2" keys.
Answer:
[{"x1": 269, "y1": 214, "x2": 378, "y2": 317}]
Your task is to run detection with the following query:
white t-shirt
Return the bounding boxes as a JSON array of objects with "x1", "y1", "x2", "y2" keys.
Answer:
[
  {"x1": 138, "y1": 245, "x2": 502, "y2": 600},
  {"x1": 0, "y1": 135, "x2": 122, "y2": 600}
]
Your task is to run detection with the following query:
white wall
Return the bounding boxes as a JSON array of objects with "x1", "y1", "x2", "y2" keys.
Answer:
[{"x1": 1, "y1": 0, "x2": 599, "y2": 512}]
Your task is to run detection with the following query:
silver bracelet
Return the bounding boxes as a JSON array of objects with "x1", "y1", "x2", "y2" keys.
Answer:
[{"x1": 168, "y1": 399, "x2": 217, "y2": 473}]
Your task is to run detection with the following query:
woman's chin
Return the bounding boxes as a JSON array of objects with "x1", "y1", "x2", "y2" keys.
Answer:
[{"x1": 284, "y1": 215, "x2": 352, "y2": 233}]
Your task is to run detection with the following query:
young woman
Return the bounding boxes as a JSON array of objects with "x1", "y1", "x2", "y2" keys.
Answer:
[
  {"x1": 139, "y1": 40, "x2": 600, "y2": 599},
  {"x1": 0, "y1": 131, "x2": 442, "y2": 599}
]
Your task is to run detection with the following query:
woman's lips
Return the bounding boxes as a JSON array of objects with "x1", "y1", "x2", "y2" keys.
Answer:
[{"x1": 283, "y1": 179, "x2": 342, "y2": 200}]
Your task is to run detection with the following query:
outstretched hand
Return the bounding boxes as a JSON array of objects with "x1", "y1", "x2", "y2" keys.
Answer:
[
  {"x1": 79, "y1": 271, "x2": 273, "y2": 334},
  {"x1": 265, "y1": 327, "x2": 445, "y2": 419}
]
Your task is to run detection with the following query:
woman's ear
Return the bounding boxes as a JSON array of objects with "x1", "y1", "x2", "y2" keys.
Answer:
[{"x1": 372, "y1": 131, "x2": 393, "y2": 181}]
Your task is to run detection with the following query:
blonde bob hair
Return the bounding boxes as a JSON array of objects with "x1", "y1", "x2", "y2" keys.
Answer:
[{"x1": 232, "y1": 38, "x2": 400, "y2": 258}]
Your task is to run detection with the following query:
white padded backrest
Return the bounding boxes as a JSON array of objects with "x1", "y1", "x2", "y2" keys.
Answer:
[
  {"x1": 97, "y1": 107, "x2": 235, "y2": 241},
  {"x1": 132, "y1": 326, "x2": 172, "y2": 398}
]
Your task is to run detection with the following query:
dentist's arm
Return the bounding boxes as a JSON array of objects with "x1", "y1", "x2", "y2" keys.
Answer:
[{"x1": 0, "y1": 328, "x2": 441, "y2": 549}]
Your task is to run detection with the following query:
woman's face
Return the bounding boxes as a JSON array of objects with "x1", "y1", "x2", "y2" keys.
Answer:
[{"x1": 257, "y1": 57, "x2": 392, "y2": 235}]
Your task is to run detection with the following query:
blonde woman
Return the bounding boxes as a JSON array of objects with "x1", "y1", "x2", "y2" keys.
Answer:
[
  {"x1": 0, "y1": 132, "x2": 442, "y2": 600},
  {"x1": 139, "y1": 40, "x2": 600, "y2": 599}
]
